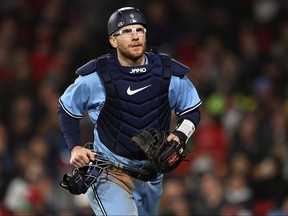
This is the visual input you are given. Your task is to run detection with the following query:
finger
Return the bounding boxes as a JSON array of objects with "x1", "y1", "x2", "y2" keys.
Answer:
[
  {"x1": 166, "y1": 134, "x2": 171, "y2": 142},
  {"x1": 70, "y1": 154, "x2": 90, "y2": 167},
  {"x1": 79, "y1": 153, "x2": 91, "y2": 164},
  {"x1": 87, "y1": 151, "x2": 95, "y2": 161},
  {"x1": 167, "y1": 134, "x2": 180, "y2": 143},
  {"x1": 166, "y1": 134, "x2": 174, "y2": 142},
  {"x1": 80, "y1": 149, "x2": 95, "y2": 161},
  {"x1": 173, "y1": 136, "x2": 180, "y2": 143},
  {"x1": 70, "y1": 157, "x2": 85, "y2": 167},
  {"x1": 70, "y1": 158, "x2": 82, "y2": 167}
]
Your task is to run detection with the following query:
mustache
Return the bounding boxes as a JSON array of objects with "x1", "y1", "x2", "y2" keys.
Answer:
[{"x1": 130, "y1": 42, "x2": 142, "y2": 47}]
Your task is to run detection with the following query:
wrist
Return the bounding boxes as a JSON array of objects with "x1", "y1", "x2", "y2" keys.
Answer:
[
  {"x1": 71, "y1": 145, "x2": 83, "y2": 154},
  {"x1": 175, "y1": 119, "x2": 195, "y2": 142},
  {"x1": 171, "y1": 130, "x2": 187, "y2": 144}
]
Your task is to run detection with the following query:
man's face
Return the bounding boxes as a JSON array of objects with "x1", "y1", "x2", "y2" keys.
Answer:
[{"x1": 109, "y1": 24, "x2": 146, "y2": 61}]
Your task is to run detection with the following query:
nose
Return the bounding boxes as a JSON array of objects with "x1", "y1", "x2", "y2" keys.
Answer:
[{"x1": 131, "y1": 32, "x2": 139, "y2": 39}]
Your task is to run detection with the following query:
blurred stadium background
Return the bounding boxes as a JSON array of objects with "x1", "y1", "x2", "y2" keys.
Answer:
[{"x1": 1, "y1": 0, "x2": 288, "y2": 215}]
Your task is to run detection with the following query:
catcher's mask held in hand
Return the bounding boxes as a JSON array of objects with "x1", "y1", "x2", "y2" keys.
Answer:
[
  {"x1": 132, "y1": 128, "x2": 186, "y2": 173},
  {"x1": 60, "y1": 152, "x2": 111, "y2": 195}
]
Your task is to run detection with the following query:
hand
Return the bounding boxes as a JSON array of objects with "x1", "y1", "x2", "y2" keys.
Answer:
[
  {"x1": 168, "y1": 131, "x2": 187, "y2": 145},
  {"x1": 167, "y1": 133, "x2": 180, "y2": 144},
  {"x1": 70, "y1": 146, "x2": 95, "y2": 167},
  {"x1": 132, "y1": 128, "x2": 186, "y2": 173}
]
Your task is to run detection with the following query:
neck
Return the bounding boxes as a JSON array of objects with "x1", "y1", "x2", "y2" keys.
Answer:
[{"x1": 117, "y1": 55, "x2": 145, "y2": 66}]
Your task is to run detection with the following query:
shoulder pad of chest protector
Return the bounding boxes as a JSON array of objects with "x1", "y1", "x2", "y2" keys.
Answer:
[
  {"x1": 154, "y1": 52, "x2": 189, "y2": 77},
  {"x1": 170, "y1": 58, "x2": 190, "y2": 77},
  {"x1": 75, "y1": 59, "x2": 97, "y2": 76},
  {"x1": 75, "y1": 54, "x2": 112, "y2": 76}
]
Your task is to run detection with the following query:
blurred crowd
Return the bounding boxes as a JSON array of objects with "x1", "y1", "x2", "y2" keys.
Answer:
[{"x1": 0, "y1": 0, "x2": 288, "y2": 215}]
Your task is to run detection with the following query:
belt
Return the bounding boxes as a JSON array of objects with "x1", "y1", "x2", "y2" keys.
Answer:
[{"x1": 109, "y1": 166, "x2": 158, "y2": 181}]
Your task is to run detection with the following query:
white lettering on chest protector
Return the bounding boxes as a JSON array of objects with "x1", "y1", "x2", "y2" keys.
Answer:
[{"x1": 130, "y1": 68, "x2": 147, "y2": 74}]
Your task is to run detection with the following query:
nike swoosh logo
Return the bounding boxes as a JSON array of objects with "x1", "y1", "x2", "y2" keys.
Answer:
[{"x1": 127, "y1": 85, "x2": 152, "y2": 95}]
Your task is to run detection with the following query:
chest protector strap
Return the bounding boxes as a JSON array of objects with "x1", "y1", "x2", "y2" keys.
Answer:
[{"x1": 96, "y1": 52, "x2": 172, "y2": 159}]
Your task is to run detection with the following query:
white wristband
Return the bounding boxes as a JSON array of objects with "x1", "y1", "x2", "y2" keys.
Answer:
[{"x1": 176, "y1": 119, "x2": 195, "y2": 140}]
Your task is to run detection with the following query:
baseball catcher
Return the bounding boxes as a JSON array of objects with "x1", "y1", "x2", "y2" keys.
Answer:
[{"x1": 57, "y1": 6, "x2": 202, "y2": 215}]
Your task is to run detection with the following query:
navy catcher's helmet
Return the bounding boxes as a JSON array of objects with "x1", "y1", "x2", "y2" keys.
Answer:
[{"x1": 107, "y1": 7, "x2": 147, "y2": 36}]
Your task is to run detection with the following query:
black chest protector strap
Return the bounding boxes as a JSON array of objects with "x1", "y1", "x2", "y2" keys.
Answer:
[
  {"x1": 96, "y1": 53, "x2": 172, "y2": 159},
  {"x1": 159, "y1": 53, "x2": 172, "y2": 80}
]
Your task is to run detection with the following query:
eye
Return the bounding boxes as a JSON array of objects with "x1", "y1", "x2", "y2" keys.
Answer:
[
  {"x1": 136, "y1": 28, "x2": 145, "y2": 34},
  {"x1": 122, "y1": 29, "x2": 133, "y2": 35}
]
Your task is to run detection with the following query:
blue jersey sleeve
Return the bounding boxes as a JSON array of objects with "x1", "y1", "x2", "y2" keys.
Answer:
[
  {"x1": 59, "y1": 72, "x2": 105, "y2": 123},
  {"x1": 169, "y1": 75, "x2": 202, "y2": 116}
]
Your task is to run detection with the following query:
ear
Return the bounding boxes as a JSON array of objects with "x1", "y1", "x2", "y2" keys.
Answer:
[{"x1": 109, "y1": 36, "x2": 117, "y2": 48}]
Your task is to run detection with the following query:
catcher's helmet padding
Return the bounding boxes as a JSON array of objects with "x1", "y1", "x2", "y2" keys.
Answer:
[{"x1": 107, "y1": 7, "x2": 147, "y2": 36}]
